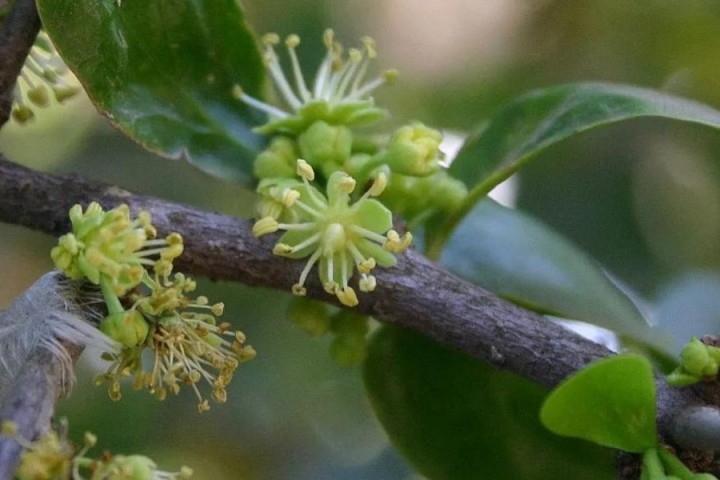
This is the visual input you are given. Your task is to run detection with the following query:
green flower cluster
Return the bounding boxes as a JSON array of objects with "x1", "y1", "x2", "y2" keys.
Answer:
[
  {"x1": 52, "y1": 203, "x2": 255, "y2": 412},
  {"x1": 641, "y1": 447, "x2": 718, "y2": 480},
  {"x1": 241, "y1": 30, "x2": 467, "y2": 306},
  {"x1": 4, "y1": 421, "x2": 193, "y2": 480},
  {"x1": 288, "y1": 297, "x2": 371, "y2": 367},
  {"x1": 667, "y1": 337, "x2": 720, "y2": 386}
]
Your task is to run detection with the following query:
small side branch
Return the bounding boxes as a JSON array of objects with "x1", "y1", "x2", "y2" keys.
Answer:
[{"x1": 0, "y1": 348, "x2": 67, "y2": 479}]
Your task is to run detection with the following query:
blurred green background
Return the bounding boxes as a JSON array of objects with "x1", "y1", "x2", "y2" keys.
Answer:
[{"x1": 4, "y1": 0, "x2": 720, "y2": 477}]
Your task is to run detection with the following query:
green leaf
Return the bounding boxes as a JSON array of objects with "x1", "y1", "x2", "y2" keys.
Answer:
[
  {"x1": 364, "y1": 326, "x2": 615, "y2": 480},
  {"x1": 37, "y1": 0, "x2": 266, "y2": 184},
  {"x1": 540, "y1": 354, "x2": 657, "y2": 453},
  {"x1": 429, "y1": 83, "x2": 720, "y2": 254},
  {"x1": 440, "y1": 198, "x2": 658, "y2": 339}
]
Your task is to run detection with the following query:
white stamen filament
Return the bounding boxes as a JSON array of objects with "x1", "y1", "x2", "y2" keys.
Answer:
[
  {"x1": 288, "y1": 231, "x2": 322, "y2": 253},
  {"x1": 237, "y1": 91, "x2": 290, "y2": 119},
  {"x1": 297, "y1": 248, "x2": 322, "y2": 287},
  {"x1": 286, "y1": 41, "x2": 312, "y2": 102},
  {"x1": 350, "y1": 225, "x2": 388, "y2": 244}
]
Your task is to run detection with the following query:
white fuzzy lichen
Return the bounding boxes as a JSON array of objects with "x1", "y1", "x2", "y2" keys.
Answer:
[{"x1": 0, "y1": 272, "x2": 117, "y2": 404}]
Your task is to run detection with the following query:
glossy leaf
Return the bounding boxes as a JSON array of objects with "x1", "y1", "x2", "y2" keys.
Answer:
[
  {"x1": 440, "y1": 198, "x2": 658, "y2": 339},
  {"x1": 37, "y1": 0, "x2": 266, "y2": 183},
  {"x1": 364, "y1": 326, "x2": 615, "y2": 480},
  {"x1": 429, "y1": 83, "x2": 720, "y2": 253},
  {"x1": 453, "y1": 82, "x2": 720, "y2": 192},
  {"x1": 540, "y1": 354, "x2": 657, "y2": 453}
]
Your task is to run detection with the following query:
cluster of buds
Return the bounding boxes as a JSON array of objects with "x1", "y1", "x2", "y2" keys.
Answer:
[
  {"x1": 287, "y1": 297, "x2": 371, "y2": 366},
  {"x1": 239, "y1": 30, "x2": 467, "y2": 306},
  {"x1": 52, "y1": 203, "x2": 254, "y2": 412},
  {"x1": 3, "y1": 421, "x2": 192, "y2": 480},
  {"x1": 10, "y1": 31, "x2": 80, "y2": 124},
  {"x1": 667, "y1": 336, "x2": 720, "y2": 386}
]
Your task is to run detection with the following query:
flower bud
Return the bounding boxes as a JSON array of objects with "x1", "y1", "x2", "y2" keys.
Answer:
[
  {"x1": 681, "y1": 337, "x2": 711, "y2": 377},
  {"x1": 254, "y1": 136, "x2": 298, "y2": 179},
  {"x1": 287, "y1": 297, "x2": 331, "y2": 336},
  {"x1": 383, "y1": 122, "x2": 443, "y2": 176},
  {"x1": 100, "y1": 455, "x2": 156, "y2": 480},
  {"x1": 100, "y1": 310, "x2": 150, "y2": 347},
  {"x1": 298, "y1": 120, "x2": 353, "y2": 168}
]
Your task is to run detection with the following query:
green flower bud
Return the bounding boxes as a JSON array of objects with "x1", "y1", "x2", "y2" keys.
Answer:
[
  {"x1": 666, "y1": 368, "x2": 701, "y2": 386},
  {"x1": 298, "y1": 120, "x2": 353, "y2": 168},
  {"x1": 330, "y1": 310, "x2": 369, "y2": 338},
  {"x1": 681, "y1": 337, "x2": 711, "y2": 377},
  {"x1": 329, "y1": 334, "x2": 367, "y2": 367},
  {"x1": 287, "y1": 297, "x2": 331, "y2": 336},
  {"x1": 100, "y1": 455, "x2": 156, "y2": 480},
  {"x1": 383, "y1": 122, "x2": 443, "y2": 176},
  {"x1": 100, "y1": 310, "x2": 150, "y2": 347},
  {"x1": 254, "y1": 136, "x2": 298, "y2": 179}
]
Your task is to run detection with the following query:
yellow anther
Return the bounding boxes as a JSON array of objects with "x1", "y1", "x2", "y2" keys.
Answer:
[
  {"x1": 383, "y1": 69, "x2": 399, "y2": 85},
  {"x1": 339, "y1": 175, "x2": 356, "y2": 193},
  {"x1": 349, "y1": 48, "x2": 363, "y2": 63},
  {"x1": 282, "y1": 188, "x2": 300, "y2": 207},
  {"x1": 297, "y1": 158, "x2": 315, "y2": 181},
  {"x1": 361, "y1": 36, "x2": 377, "y2": 58},
  {"x1": 84, "y1": 432, "x2": 97, "y2": 448},
  {"x1": 231, "y1": 84, "x2": 243, "y2": 100},
  {"x1": 273, "y1": 243, "x2": 294, "y2": 255},
  {"x1": 336, "y1": 286, "x2": 359, "y2": 307},
  {"x1": 359, "y1": 275, "x2": 376, "y2": 292},
  {"x1": 323, "y1": 29, "x2": 335, "y2": 48},
  {"x1": 368, "y1": 172, "x2": 387, "y2": 197},
  {"x1": 252, "y1": 217, "x2": 280, "y2": 237},
  {"x1": 385, "y1": 230, "x2": 412, "y2": 253},
  {"x1": 358, "y1": 257, "x2": 376, "y2": 274},
  {"x1": 286, "y1": 34, "x2": 300, "y2": 48},
  {"x1": 262, "y1": 33, "x2": 280, "y2": 46},
  {"x1": 292, "y1": 283, "x2": 307, "y2": 296}
]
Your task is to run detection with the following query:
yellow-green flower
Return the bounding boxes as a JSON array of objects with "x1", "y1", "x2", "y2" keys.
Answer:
[
  {"x1": 11, "y1": 31, "x2": 80, "y2": 124},
  {"x1": 97, "y1": 272, "x2": 255, "y2": 412},
  {"x1": 253, "y1": 160, "x2": 411, "y2": 307},
  {"x1": 51, "y1": 202, "x2": 183, "y2": 296},
  {"x1": 235, "y1": 29, "x2": 397, "y2": 135},
  {"x1": 13, "y1": 429, "x2": 72, "y2": 480}
]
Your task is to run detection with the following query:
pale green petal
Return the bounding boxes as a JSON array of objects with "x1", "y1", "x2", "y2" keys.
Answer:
[
  {"x1": 355, "y1": 239, "x2": 396, "y2": 268},
  {"x1": 352, "y1": 199, "x2": 393, "y2": 233}
]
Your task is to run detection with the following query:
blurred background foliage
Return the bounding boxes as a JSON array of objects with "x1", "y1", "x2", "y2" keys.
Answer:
[{"x1": 3, "y1": 0, "x2": 720, "y2": 477}]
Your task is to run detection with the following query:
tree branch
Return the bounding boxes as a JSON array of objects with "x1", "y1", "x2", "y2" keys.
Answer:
[
  {"x1": 0, "y1": 272, "x2": 94, "y2": 480},
  {"x1": 0, "y1": 0, "x2": 41, "y2": 127},
  {"x1": 0, "y1": 155, "x2": 712, "y2": 457}
]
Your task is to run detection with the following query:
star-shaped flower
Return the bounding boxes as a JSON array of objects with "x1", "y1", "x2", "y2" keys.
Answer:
[
  {"x1": 235, "y1": 29, "x2": 397, "y2": 135},
  {"x1": 253, "y1": 160, "x2": 411, "y2": 306}
]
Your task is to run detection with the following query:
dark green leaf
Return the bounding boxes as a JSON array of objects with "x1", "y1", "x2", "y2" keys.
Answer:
[
  {"x1": 540, "y1": 354, "x2": 657, "y2": 453},
  {"x1": 364, "y1": 326, "x2": 615, "y2": 480},
  {"x1": 37, "y1": 0, "x2": 266, "y2": 183},
  {"x1": 453, "y1": 82, "x2": 720, "y2": 193},
  {"x1": 429, "y1": 83, "x2": 720, "y2": 254},
  {"x1": 440, "y1": 199, "x2": 663, "y2": 340}
]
